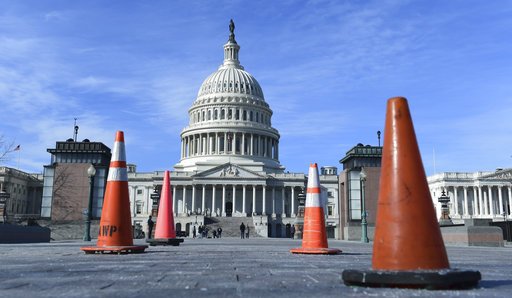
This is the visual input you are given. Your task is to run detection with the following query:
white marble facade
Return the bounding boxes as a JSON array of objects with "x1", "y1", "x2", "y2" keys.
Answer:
[
  {"x1": 428, "y1": 169, "x2": 512, "y2": 221},
  {"x1": 127, "y1": 21, "x2": 339, "y2": 237}
]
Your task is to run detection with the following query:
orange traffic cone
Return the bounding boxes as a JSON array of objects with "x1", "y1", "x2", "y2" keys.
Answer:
[
  {"x1": 81, "y1": 131, "x2": 147, "y2": 254},
  {"x1": 342, "y1": 97, "x2": 480, "y2": 289},
  {"x1": 290, "y1": 163, "x2": 341, "y2": 255},
  {"x1": 147, "y1": 170, "x2": 184, "y2": 246}
]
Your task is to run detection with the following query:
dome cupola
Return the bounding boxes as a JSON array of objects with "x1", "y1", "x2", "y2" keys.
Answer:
[{"x1": 175, "y1": 20, "x2": 283, "y2": 174}]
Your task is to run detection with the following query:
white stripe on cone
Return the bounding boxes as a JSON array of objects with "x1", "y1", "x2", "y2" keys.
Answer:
[
  {"x1": 111, "y1": 141, "x2": 126, "y2": 162},
  {"x1": 305, "y1": 164, "x2": 323, "y2": 208},
  {"x1": 107, "y1": 167, "x2": 128, "y2": 182}
]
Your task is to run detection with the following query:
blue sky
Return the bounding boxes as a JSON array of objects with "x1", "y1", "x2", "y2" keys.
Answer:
[{"x1": 1, "y1": 1, "x2": 511, "y2": 175}]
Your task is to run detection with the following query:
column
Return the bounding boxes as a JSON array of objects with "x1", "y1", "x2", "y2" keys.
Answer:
[
  {"x1": 258, "y1": 135, "x2": 262, "y2": 156},
  {"x1": 272, "y1": 187, "x2": 276, "y2": 216},
  {"x1": 252, "y1": 185, "x2": 256, "y2": 215},
  {"x1": 192, "y1": 135, "x2": 196, "y2": 155},
  {"x1": 281, "y1": 187, "x2": 286, "y2": 217},
  {"x1": 212, "y1": 185, "x2": 216, "y2": 216},
  {"x1": 472, "y1": 187, "x2": 478, "y2": 216},
  {"x1": 240, "y1": 133, "x2": 245, "y2": 155},
  {"x1": 191, "y1": 185, "x2": 196, "y2": 213},
  {"x1": 498, "y1": 186, "x2": 504, "y2": 215},
  {"x1": 232, "y1": 132, "x2": 236, "y2": 154},
  {"x1": 224, "y1": 132, "x2": 227, "y2": 154},
  {"x1": 250, "y1": 134, "x2": 254, "y2": 155},
  {"x1": 453, "y1": 186, "x2": 459, "y2": 216},
  {"x1": 262, "y1": 186, "x2": 266, "y2": 215},
  {"x1": 242, "y1": 185, "x2": 246, "y2": 215},
  {"x1": 291, "y1": 186, "x2": 296, "y2": 217},
  {"x1": 145, "y1": 186, "x2": 151, "y2": 214},
  {"x1": 201, "y1": 185, "x2": 206, "y2": 214},
  {"x1": 232, "y1": 185, "x2": 236, "y2": 215},
  {"x1": 198, "y1": 133, "x2": 202, "y2": 155},
  {"x1": 488, "y1": 186, "x2": 494, "y2": 216},
  {"x1": 463, "y1": 186, "x2": 469, "y2": 216},
  {"x1": 508, "y1": 186, "x2": 512, "y2": 216},
  {"x1": 216, "y1": 132, "x2": 219, "y2": 154},
  {"x1": 222, "y1": 185, "x2": 226, "y2": 216},
  {"x1": 173, "y1": 186, "x2": 177, "y2": 216},
  {"x1": 182, "y1": 186, "x2": 187, "y2": 214},
  {"x1": 478, "y1": 186, "x2": 483, "y2": 215},
  {"x1": 209, "y1": 133, "x2": 213, "y2": 155}
]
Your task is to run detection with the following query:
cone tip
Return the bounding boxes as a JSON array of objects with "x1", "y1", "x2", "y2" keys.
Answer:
[
  {"x1": 310, "y1": 163, "x2": 318, "y2": 168},
  {"x1": 115, "y1": 131, "x2": 125, "y2": 142},
  {"x1": 388, "y1": 96, "x2": 408, "y2": 103}
]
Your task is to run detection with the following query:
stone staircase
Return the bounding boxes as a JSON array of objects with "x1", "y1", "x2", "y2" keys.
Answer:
[{"x1": 204, "y1": 216, "x2": 260, "y2": 238}]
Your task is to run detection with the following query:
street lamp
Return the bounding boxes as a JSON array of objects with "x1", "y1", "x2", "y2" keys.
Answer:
[
  {"x1": 360, "y1": 168, "x2": 369, "y2": 243},
  {"x1": 83, "y1": 164, "x2": 96, "y2": 241}
]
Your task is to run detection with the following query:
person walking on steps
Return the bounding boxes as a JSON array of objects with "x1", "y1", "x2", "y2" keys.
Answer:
[
  {"x1": 246, "y1": 226, "x2": 250, "y2": 239},
  {"x1": 217, "y1": 227, "x2": 222, "y2": 238},
  {"x1": 147, "y1": 215, "x2": 154, "y2": 239},
  {"x1": 240, "y1": 222, "x2": 246, "y2": 239},
  {"x1": 193, "y1": 226, "x2": 197, "y2": 238}
]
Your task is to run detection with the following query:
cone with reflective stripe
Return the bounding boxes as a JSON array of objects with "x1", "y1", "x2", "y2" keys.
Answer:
[
  {"x1": 147, "y1": 170, "x2": 184, "y2": 246},
  {"x1": 342, "y1": 97, "x2": 480, "y2": 289},
  {"x1": 81, "y1": 131, "x2": 147, "y2": 254},
  {"x1": 290, "y1": 163, "x2": 341, "y2": 254}
]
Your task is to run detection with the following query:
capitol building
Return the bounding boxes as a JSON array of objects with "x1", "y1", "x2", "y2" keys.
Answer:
[{"x1": 127, "y1": 21, "x2": 339, "y2": 237}]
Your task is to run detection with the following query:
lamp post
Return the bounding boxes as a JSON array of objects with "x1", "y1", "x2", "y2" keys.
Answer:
[
  {"x1": 360, "y1": 168, "x2": 369, "y2": 243},
  {"x1": 83, "y1": 164, "x2": 96, "y2": 241}
]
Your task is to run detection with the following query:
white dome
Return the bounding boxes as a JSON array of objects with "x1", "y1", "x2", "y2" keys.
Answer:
[
  {"x1": 175, "y1": 20, "x2": 283, "y2": 174},
  {"x1": 197, "y1": 67, "x2": 264, "y2": 100}
]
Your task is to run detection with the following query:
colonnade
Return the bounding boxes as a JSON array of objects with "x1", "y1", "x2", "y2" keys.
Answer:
[
  {"x1": 432, "y1": 185, "x2": 512, "y2": 218},
  {"x1": 181, "y1": 132, "x2": 278, "y2": 160},
  {"x1": 169, "y1": 184, "x2": 298, "y2": 218}
]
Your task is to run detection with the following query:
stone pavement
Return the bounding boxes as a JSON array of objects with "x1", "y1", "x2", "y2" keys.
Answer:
[{"x1": 0, "y1": 238, "x2": 511, "y2": 297}]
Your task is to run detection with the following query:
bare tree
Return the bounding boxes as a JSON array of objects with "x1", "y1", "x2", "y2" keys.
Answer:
[{"x1": 0, "y1": 135, "x2": 17, "y2": 163}]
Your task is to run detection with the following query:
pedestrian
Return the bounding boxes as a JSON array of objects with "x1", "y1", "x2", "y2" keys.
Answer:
[
  {"x1": 198, "y1": 225, "x2": 203, "y2": 239},
  {"x1": 147, "y1": 215, "x2": 154, "y2": 239},
  {"x1": 240, "y1": 222, "x2": 245, "y2": 239},
  {"x1": 290, "y1": 225, "x2": 295, "y2": 239},
  {"x1": 193, "y1": 226, "x2": 196, "y2": 238},
  {"x1": 217, "y1": 227, "x2": 222, "y2": 238},
  {"x1": 212, "y1": 230, "x2": 217, "y2": 238},
  {"x1": 246, "y1": 226, "x2": 250, "y2": 239}
]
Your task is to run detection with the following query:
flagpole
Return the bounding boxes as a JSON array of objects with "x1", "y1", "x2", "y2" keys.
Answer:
[{"x1": 17, "y1": 149, "x2": 20, "y2": 170}]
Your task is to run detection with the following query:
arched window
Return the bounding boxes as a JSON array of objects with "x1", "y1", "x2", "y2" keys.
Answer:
[
  {"x1": 249, "y1": 111, "x2": 253, "y2": 121},
  {"x1": 208, "y1": 110, "x2": 211, "y2": 120},
  {"x1": 221, "y1": 109, "x2": 225, "y2": 120},
  {"x1": 243, "y1": 110, "x2": 247, "y2": 121},
  {"x1": 214, "y1": 109, "x2": 218, "y2": 120}
]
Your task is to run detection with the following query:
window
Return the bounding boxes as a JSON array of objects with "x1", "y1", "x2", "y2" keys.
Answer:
[
  {"x1": 328, "y1": 191, "x2": 333, "y2": 197},
  {"x1": 348, "y1": 170, "x2": 362, "y2": 220},
  {"x1": 137, "y1": 189, "x2": 143, "y2": 195},
  {"x1": 328, "y1": 205, "x2": 333, "y2": 216},
  {"x1": 136, "y1": 202, "x2": 143, "y2": 214}
]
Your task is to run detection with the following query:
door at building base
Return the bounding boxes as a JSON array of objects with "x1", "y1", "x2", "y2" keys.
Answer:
[{"x1": 225, "y1": 202, "x2": 232, "y2": 217}]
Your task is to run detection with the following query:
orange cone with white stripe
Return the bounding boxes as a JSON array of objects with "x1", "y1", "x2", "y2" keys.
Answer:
[
  {"x1": 290, "y1": 163, "x2": 341, "y2": 254},
  {"x1": 147, "y1": 170, "x2": 184, "y2": 246},
  {"x1": 81, "y1": 131, "x2": 147, "y2": 254},
  {"x1": 342, "y1": 97, "x2": 480, "y2": 289}
]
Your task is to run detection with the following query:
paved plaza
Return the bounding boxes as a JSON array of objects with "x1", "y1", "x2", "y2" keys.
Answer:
[{"x1": 0, "y1": 238, "x2": 511, "y2": 297}]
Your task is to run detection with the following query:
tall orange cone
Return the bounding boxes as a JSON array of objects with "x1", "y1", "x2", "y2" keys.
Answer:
[
  {"x1": 147, "y1": 170, "x2": 184, "y2": 246},
  {"x1": 290, "y1": 163, "x2": 341, "y2": 254},
  {"x1": 342, "y1": 97, "x2": 480, "y2": 289},
  {"x1": 81, "y1": 131, "x2": 147, "y2": 254}
]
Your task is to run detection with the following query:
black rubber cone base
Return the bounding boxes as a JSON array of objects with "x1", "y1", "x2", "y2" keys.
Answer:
[
  {"x1": 342, "y1": 269, "x2": 481, "y2": 290},
  {"x1": 146, "y1": 238, "x2": 184, "y2": 246}
]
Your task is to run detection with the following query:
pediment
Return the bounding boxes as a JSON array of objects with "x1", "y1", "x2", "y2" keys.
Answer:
[
  {"x1": 192, "y1": 163, "x2": 266, "y2": 179},
  {"x1": 481, "y1": 168, "x2": 512, "y2": 180}
]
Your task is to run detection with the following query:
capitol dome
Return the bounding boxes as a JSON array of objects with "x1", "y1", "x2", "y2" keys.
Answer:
[{"x1": 174, "y1": 20, "x2": 283, "y2": 173}]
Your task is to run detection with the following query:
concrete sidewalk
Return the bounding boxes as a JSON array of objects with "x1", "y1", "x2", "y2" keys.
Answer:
[{"x1": 0, "y1": 238, "x2": 511, "y2": 297}]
